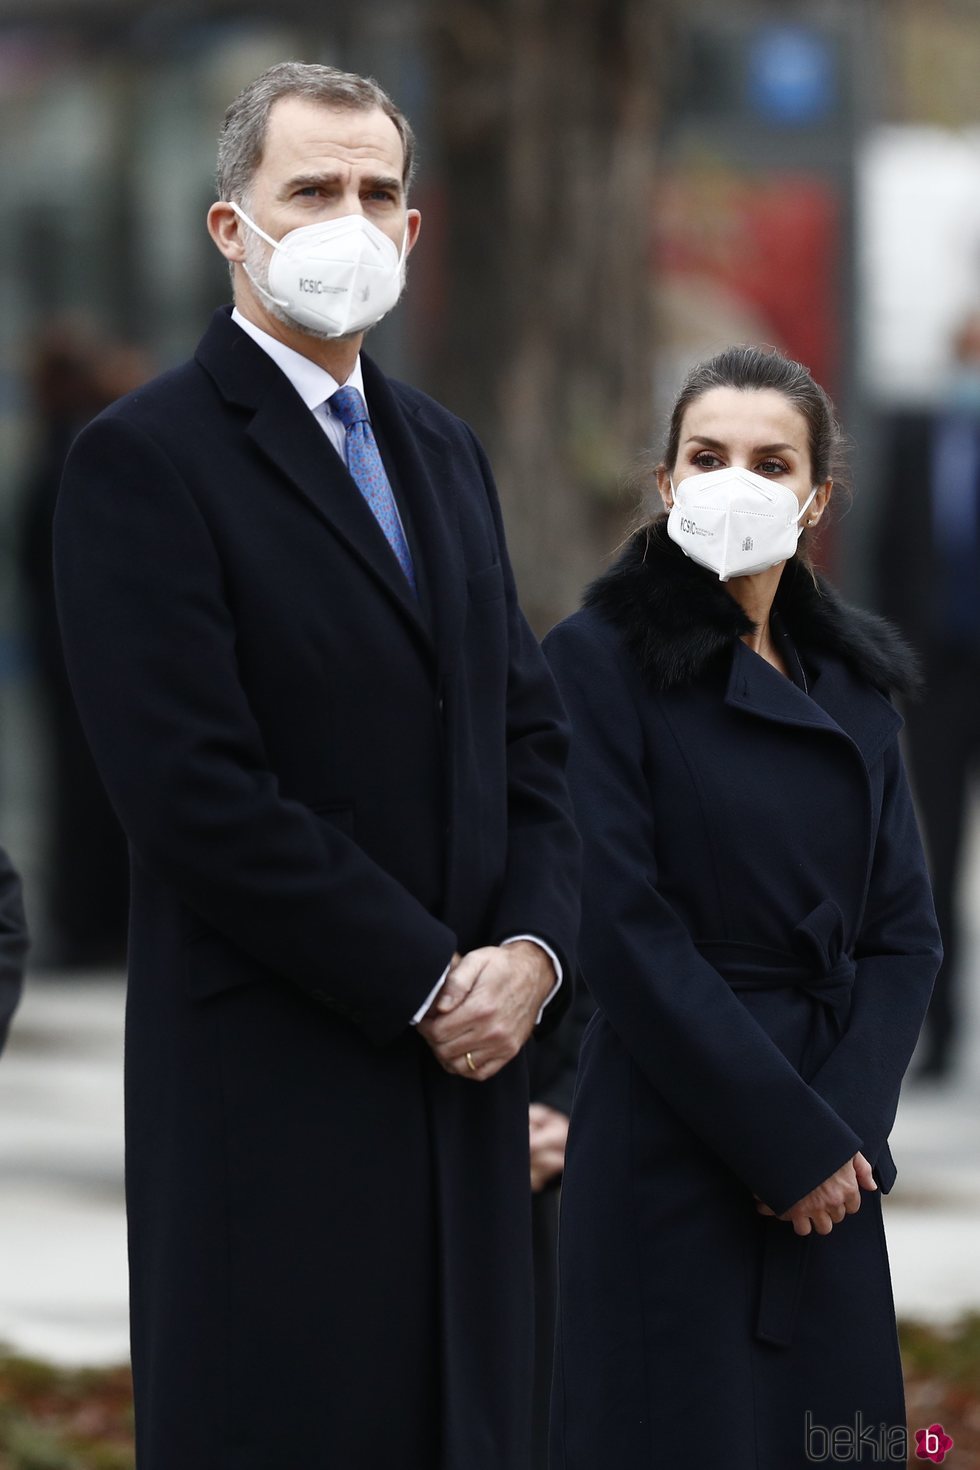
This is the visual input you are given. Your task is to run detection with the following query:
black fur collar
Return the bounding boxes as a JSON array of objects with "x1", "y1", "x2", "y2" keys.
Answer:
[{"x1": 584, "y1": 519, "x2": 920, "y2": 697}]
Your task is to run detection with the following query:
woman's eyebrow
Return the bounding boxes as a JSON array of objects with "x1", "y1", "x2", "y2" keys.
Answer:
[{"x1": 683, "y1": 435, "x2": 799, "y2": 454}]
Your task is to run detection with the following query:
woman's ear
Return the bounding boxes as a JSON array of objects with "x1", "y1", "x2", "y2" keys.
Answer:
[
  {"x1": 805, "y1": 478, "x2": 833, "y2": 529},
  {"x1": 656, "y1": 464, "x2": 673, "y2": 512}
]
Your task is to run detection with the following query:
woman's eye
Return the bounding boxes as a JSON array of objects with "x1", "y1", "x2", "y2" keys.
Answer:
[
  {"x1": 757, "y1": 459, "x2": 788, "y2": 475},
  {"x1": 692, "y1": 451, "x2": 722, "y2": 469}
]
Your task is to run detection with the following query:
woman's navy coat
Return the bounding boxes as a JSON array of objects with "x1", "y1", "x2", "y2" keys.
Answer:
[{"x1": 543, "y1": 522, "x2": 942, "y2": 1470}]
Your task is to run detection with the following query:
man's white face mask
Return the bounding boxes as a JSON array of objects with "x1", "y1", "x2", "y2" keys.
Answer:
[
  {"x1": 232, "y1": 203, "x2": 409, "y2": 339},
  {"x1": 667, "y1": 465, "x2": 818, "y2": 582}
]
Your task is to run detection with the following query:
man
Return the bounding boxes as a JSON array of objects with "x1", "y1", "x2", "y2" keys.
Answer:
[
  {"x1": 876, "y1": 309, "x2": 980, "y2": 1079},
  {"x1": 54, "y1": 62, "x2": 580, "y2": 1470}
]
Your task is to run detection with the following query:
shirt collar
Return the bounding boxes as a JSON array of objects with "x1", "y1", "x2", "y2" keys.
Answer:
[{"x1": 231, "y1": 307, "x2": 367, "y2": 414}]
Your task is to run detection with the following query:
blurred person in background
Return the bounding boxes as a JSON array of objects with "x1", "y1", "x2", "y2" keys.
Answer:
[
  {"x1": 53, "y1": 61, "x2": 579, "y2": 1470},
  {"x1": 544, "y1": 347, "x2": 941, "y2": 1468},
  {"x1": 18, "y1": 323, "x2": 146, "y2": 970},
  {"x1": 877, "y1": 309, "x2": 980, "y2": 1080},
  {"x1": 0, "y1": 846, "x2": 28, "y2": 1054}
]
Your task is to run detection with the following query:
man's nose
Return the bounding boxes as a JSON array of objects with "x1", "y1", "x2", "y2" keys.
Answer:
[{"x1": 340, "y1": 183, "x2": 366, "y2": 215}]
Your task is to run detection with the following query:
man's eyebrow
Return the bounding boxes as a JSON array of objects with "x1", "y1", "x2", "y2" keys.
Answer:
[
  {"x1": 684, "y1": 435, "x2": 799, "y2": 454},
  {"x1": 362, "y1": 174, "x2": 403, "y2": 194},
  {"x1": 279, "y1": 172, "x2": 342, "y2": 194},
  {"x1": 279, "y1": 172, "x2": 403, "y2": 195}
]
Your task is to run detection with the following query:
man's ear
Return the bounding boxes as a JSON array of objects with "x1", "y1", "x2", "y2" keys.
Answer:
[
  {"x1": 207, "y1": 201, "x2": 247, "y2": 264},
  {"x1": 404, "y1": 208, "x2": 422, "y2": 257}
]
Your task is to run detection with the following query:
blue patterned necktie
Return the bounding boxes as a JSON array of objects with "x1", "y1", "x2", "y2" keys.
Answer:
[{"x1": 329, "y1": 385, "x2": 417, "y2": 596}]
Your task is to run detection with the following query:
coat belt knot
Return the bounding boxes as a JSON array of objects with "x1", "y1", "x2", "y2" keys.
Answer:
[
  {"x1": 696, "y1": 897, "x2": 855, "y2": 1039},
  {"x1": 790, "y1": 899, "x2": 854, "y2": 1035},
  {"x1": 696, "y1": 900, "x2": 857, "y2": 1350}
]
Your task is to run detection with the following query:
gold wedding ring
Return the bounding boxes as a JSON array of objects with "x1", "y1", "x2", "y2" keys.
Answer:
[{"x1": 465, "y1": 1051, "x2": 476, "y2": 1073}]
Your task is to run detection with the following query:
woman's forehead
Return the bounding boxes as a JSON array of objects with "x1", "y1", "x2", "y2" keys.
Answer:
[{"x1": 681, "y1": 386, "x2": 809, "y2": 451}]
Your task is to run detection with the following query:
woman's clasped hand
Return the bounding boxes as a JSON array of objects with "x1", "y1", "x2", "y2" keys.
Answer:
[{"x1": 754, "y1": 1152, "x2": 878, "y2": 1236}]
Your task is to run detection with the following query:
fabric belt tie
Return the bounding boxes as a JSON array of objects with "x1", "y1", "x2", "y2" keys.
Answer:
[
  {"x1": 696, "y1": 898, "x2": 854, "y2": 1033},
  {"x1": 696, "y1": 900, "x2": 855, "y2": 1348}
]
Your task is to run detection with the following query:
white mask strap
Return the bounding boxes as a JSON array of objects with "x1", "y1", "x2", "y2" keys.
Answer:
[
  {"x1": 229, "y1": 201, "x2": 279, "y2": 251},
  {"x1": 227, "y1": 202, "x2": 291, "y2": 309},
  {"x1": 796, "y1": 485, "x2": 819, "y2": 529},
  {"x1": 396, "y1": 221, "x2": 410, "y2": 272}
]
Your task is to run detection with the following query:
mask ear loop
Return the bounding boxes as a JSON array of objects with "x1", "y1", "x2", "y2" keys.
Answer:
[
  {"x1": 388, "y1": 218, "x2": 411, "y2": 291},
  {"x1": 228, "y1": 201, "x2": 292, "y2": 310},
  {"x1": 795, "y1": 485, "x2": 819, "y2": 535}
]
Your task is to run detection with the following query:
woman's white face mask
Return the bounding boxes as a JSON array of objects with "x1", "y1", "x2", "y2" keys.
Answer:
[
  {"x1": 667, "y1": 465, "x2": 818, "y2": 582},
  {"x1": 232, "y1": 203, "x2": 409, "y2": 340}
]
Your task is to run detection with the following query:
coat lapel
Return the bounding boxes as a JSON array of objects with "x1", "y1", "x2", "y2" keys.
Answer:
[
  {"x1": 725, "y1": 640, "x2": 904, "y2": 774},
  {"x1": 725, "y1": 640, "x2": 843, "y2": 739},
  {"x1": 804, "y1": 654, "x2": 904, "y2": 770},
  {"x1": 195, "y1": 310, "x2": 434, "y2": 655},
  {"x1": 360, "y1": 355, "x2": 468, "y2": 684}
]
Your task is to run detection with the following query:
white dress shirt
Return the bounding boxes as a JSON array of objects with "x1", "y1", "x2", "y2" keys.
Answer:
[{"x1": 230, "y1": 309, "x2": 562, "y2": 1023}]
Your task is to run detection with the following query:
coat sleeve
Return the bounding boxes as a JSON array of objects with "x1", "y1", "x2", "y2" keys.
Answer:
[
  {"x1": 529, "y1": 973, "x2": 594, "y2": 1117},
  {"x1": 544, "y1": 613, "x2": 863, "y2": 1215},
  {"x1": 0, "y1": 842, "x2": 28, "y2": 1055},
  {"x1": 464, "y1": 427, "x2": 582, "y2": 1030},
  {"x1": 806, "y1": 737, "x2": 942, "y2": 1185},
  {"x1": 54, "y1": 412, "x2": 457, "y2": 1045}
]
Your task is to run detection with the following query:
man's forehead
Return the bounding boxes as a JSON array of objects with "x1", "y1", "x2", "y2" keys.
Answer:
[{"x1": 262, "y1": 96, "x2": 404, "y2": 174}]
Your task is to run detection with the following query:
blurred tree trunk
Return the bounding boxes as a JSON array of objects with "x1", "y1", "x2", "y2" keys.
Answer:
[{"x1": 427, "y1": 0, "x2": 668, "y2": 631}]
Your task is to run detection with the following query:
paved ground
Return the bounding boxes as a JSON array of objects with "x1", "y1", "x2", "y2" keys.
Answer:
[
  {"x1": 0, "y1": 977, "x2": 128, "y2": 1364},
  {"x1": 0, "y1": 937, "x2": 978, "y2": 1367}
]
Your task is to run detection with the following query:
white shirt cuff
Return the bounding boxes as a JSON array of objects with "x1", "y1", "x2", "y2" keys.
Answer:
[
  {"x1": 501, "y1": 935, "x2": 563, "y2": 1024},
  {"x1": 410, "y1": 961, "x2": 453, "y2": 1025},
  {"x1": 410, "y1": 938, "x2": 562, "y2": 1027}
]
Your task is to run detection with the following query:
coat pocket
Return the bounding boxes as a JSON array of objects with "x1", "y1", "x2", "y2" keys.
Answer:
[
  {"x1": 183, "y1": 928, "x2": 272, "y2": 1002},
  {"x1": 466, "y1": 561, "x2": 505, "y2": 604}
]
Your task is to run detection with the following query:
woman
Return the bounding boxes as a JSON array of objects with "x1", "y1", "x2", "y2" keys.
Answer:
[{"x1": 544, "y1": 346, "x2": 942, "y2": 1469}]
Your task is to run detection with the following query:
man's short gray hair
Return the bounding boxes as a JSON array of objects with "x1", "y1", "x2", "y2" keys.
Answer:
[{"x1": 216, "y1": 60, "x2": 417, "y2": 204}]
